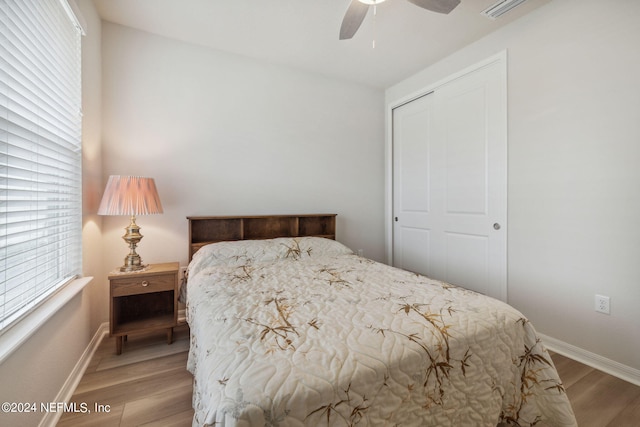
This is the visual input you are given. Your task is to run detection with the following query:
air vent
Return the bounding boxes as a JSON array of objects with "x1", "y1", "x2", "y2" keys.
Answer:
[{"x1": 481, "y1": 0, "x2": 528, "y2": 19}]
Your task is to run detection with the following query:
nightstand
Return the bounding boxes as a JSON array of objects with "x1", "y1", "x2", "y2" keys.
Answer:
[{"x1": 109, "y1": 262, "x2": 179, "y2": 355}]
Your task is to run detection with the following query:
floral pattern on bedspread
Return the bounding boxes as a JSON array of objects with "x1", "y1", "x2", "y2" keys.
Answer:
[{"x1": 186, "y1": 238, "x2": 576, "y2": 427}]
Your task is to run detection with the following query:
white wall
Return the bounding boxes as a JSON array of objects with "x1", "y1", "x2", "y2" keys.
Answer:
[
  {"x1": 386, "y1": 0, "x2": 640, "y2": 371},
  {"x1": 80, "y1": 0, "x2": 105, "y2": 339},
  {"x1": 0, "y1": 1, "x2": 103, "y2": 425},
  {"x1": 99, "y1": 23, "x2": 386, "y2": 321}
]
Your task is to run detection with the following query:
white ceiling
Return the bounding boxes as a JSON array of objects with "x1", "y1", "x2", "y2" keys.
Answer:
[{"x1": 92, "y1": 0, "x2": 550, "y2": 88}]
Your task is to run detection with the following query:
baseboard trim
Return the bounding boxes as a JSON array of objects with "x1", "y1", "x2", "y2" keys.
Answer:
[
  {"x1": 539, "y1": 333, "x2": 640, "y2": 387},
  {"x1": 39, "y1": 322, "x2": 109, "y2": 427}
]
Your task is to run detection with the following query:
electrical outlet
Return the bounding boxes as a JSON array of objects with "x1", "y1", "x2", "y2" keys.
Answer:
[
  {"x1": 595, "y1": 294, "x2": 610, "y2": 315},
  {"x1": 180, "y1": 266, "x2": 188, "y2": 281}
]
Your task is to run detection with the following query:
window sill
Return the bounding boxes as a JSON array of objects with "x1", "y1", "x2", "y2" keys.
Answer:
[{"x1": 0, "y1": 276, "x2": 93, "y2": 364}]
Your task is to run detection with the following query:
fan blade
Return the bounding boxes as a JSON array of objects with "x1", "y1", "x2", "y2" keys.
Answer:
[
  {"x1": 406, "y1": 0, "x2": 461, "y2": 14},
  {"x1": 339, "y1": 0, "x2": 369, "y2": 40}
]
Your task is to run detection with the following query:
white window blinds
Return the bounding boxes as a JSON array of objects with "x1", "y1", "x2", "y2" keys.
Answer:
[{"x1": 0, "y1": 0, "x2": 83, "y2": 332}]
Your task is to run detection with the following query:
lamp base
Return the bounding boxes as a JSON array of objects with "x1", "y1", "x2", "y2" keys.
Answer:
[
  {"x1": 119, "y1": 215, "x2": 146, "y2": 272},
  {"x1": 119, "y1": 260, "x2": 147, "y2": 273}
]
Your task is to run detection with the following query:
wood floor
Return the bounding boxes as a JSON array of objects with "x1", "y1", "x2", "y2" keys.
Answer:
[
  {"x1": 57, "y1": 325, "x2": 193, "y2": 427},
  {"x1": 546, "y1": 353, "x2": 640, "y2": 426},
  {"x1": 58, "y1": 325, "x2": 640, "y2": 426}
]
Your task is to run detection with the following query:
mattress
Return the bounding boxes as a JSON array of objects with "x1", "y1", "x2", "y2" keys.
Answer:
[{"x1": 185, "y1": 237, "x2": 577, "y2": 426}]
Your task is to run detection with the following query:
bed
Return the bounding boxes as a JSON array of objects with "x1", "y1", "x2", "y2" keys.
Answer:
[{"x1": 184, "y1": 215, "x2": 577, "y2": 427}]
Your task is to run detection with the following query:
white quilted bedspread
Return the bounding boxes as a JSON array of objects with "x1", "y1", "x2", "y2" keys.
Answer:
[{"x1": 186, "y1": 238, "x2": 577, "y2": 427}]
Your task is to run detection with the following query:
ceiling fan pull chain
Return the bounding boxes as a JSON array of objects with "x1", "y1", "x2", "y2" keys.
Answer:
[{"x1": 372, "y1": 2, "x2": 377, "y2": 49}]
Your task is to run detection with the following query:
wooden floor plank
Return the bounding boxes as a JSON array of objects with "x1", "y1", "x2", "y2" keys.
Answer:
[
  {"x1": 72, "y1": 368, "x2": 192, "y2": 408},
  {"x1": 58, "y1": 325, "x2": 640, "y2": 426},
  {"x1": 138, "y1": 409, "x2": 195, "y2": 427},
  {"x1": 567, "y1": 369, "x2": 640, "y2": 427},
  {"x1": 607, "y1": 392, "x2": 640, "y2": 427},
  {"x1": 547, "y1": 353, "x2": 593, "y2": 388},
  {"x1": 56, "y1": 402, "x2": 125, "y2": 427},
  {"x1": 96, "y1": 339, "x2": 190, "y2": 372},
  {"x1": 72, "y1": 352, "x2": 189, "y2": 395},
  {"x1": 119, "y1": 383, "x2": 194, "y2": 427}
]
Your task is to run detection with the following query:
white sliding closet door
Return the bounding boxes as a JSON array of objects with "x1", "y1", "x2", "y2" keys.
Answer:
[{"x1": 392, "y1": 58, "x2": 507, "y2": 301}]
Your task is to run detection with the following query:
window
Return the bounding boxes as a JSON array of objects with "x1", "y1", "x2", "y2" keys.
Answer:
[{"x1": 0, "y1": 0, "x2": 83, "y2": 332}]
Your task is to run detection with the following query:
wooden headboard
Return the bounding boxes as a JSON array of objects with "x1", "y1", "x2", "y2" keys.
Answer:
[{"x1": 187, "y1": 214, "x2": 337, "y2": 261}]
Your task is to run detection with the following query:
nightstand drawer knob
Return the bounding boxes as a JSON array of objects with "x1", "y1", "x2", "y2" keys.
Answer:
[{"x1": 141, "y1": 280, "x2": 149, "y2": 287}]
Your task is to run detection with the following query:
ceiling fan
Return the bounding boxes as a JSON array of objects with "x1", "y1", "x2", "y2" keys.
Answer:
[{"x1": 339, "y1": 0, "x2": 461, "y2": 40}]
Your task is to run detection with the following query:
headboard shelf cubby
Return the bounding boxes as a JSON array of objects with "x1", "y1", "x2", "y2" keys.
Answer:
[{"x1": 187, "y1": 214, "x2": 337, "y2": 260}]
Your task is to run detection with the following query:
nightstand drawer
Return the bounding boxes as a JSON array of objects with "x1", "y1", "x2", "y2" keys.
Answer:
[{"x1": 111, "y1": 273, "x2": 175, "y2": 297}]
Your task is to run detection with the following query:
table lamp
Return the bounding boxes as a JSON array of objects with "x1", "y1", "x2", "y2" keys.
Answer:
[{"x1": 98, "y1": 175, "x2": 163, "y2": 272}]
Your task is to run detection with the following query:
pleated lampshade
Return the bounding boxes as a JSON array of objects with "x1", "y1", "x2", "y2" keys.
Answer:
[{"x1": 98, "y1": 176, "x2": 163, "y2": 216}]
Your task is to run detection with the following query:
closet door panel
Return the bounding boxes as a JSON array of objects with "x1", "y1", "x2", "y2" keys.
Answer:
[{"x1": 392, "y1": 57, "x2": 507, "y2": 301}]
